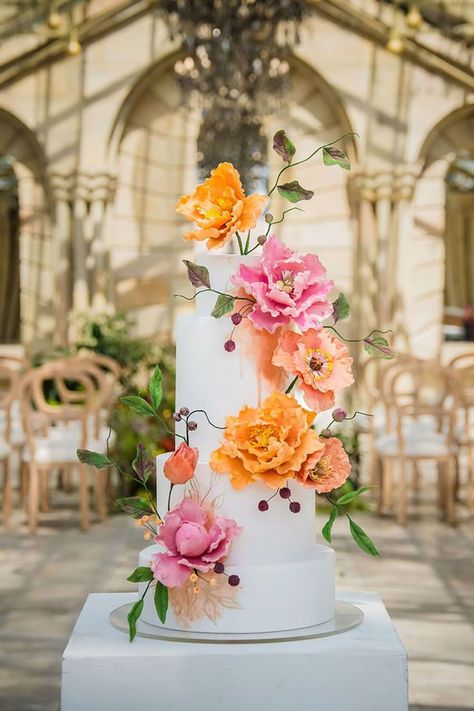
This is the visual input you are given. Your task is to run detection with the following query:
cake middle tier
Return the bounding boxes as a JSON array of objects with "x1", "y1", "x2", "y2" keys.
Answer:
[
  {"x1": 175, "y1": 313, "x2": 275, "y2": 458},
  {"x1": 158, "y1": 453, "x2": 319, "y2": 565}
]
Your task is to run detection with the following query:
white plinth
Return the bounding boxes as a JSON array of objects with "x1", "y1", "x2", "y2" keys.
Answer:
[{"x1": 61, "y1": 592, "x2": 408, "y2": 711}]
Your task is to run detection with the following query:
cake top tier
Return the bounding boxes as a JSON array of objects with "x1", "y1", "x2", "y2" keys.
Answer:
[{"x1": 194, "y1": 253, "x2": 259, "y2": 317}]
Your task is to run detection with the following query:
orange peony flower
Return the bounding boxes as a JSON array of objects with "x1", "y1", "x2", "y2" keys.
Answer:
[
  {"x1": 210, "y1": 392, "x2": 323, "y2": 490},
  {"x1": 163, "y1": 442, "x2": 199, "y2": 485},
  {"x1": 175, "y1": 162, "x2": 267, "y2": 250},
  {"x1": 297, "y1": 436, "x2": 351, "y2": 493}
]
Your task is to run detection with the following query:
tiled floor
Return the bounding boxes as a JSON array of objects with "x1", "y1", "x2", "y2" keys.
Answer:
[{"x1": 0, "y1": 492, "x2": 473, "y2": 711}]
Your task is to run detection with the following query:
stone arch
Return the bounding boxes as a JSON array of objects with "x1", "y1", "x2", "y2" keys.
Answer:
[
  {"x1": 107, "y1": 52, "x2": 357, "y2": 339},
  {"x1": 404, "y1": 104, "x2": 474, "y2": 356},
  {"x1": 0, "y1": 107, "x2": 54, "y2": 350}
]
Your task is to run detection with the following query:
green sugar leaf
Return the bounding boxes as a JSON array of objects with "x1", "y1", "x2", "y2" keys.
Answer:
[
  {"x1": 127, "y1": 567, "x2": 154, "y2": 583},
  {"x1": 336, "y1": 486, "x2": 371, "y2": 506},
  {"x1": 323, "y1": 145, "x2": 351, "y2": 170},
  {"x1": 77, "y1": 449, "x2": 113, "y2": 469},
  {"x1": 277, "y1": 180, "x2": 314, "y2": 203},
  {"x1": 121, "y1": 395, "x2": 156, "y2": 417},
  {"x1": 154, "y1": 581, "x2": 169, "y2": 624},
  {"x1": 127, "y1": 598, "x2": 144, "y2": 642},
  {"x1": 211, "y1": 294, "x2": 236, "y2": 319},
  {"x1": 348, "y1": 518, "x2": 380, "y2": 557},
  {"x1": 273, "y1": 129, "x2": 296, "y2": 164},
  {"x1": 183, "y1": 260, "x2": 211, "y2": 289},
  {"x1": 322, "y1": 506, "x2": 338, "y2": 544},
  {"x1": 332, "y1": 293, "x2": 351, "y2": 322}
]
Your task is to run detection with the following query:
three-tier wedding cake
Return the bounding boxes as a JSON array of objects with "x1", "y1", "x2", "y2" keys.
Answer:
[{"x1": 138, "y1": 252, "x2": 337, "y2": 633}]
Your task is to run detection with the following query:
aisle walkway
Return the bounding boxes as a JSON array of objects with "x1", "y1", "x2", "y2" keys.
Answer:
[{"x1": 0, "y1": 498, "x2": 473, "y2": 711}]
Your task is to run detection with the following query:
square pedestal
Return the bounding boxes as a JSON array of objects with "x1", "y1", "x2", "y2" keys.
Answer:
[{"x1": 61, "y1": 591, "x2": 408, "y2": 711}]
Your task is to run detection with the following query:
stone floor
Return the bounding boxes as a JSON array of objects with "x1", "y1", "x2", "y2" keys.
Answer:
[{"x1": 0, "y1": 491, "x2": 473, "y2": 711}]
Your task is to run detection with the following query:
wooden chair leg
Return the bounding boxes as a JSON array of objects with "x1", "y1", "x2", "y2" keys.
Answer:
[
  {"x1": 378, "y1": 458, "x2": 392, "y2": 514},
  {"x1": 437, "y1": 462, "x2": 447, "y2": 514},
  {"x1": 444, "y1": 459, "x2": 457, "y2": 526},
  {"x1": 2, "y1": 458, "x2": 13, "y2": 526},
  {"x1": 397, "y1": 458, "x2": 408, "y2": 526},
  {"x1": 412, "y1": 462, "x2": 422, "y2": 495},
  {"x1": 28, "y1": 463, "x2": 40, "y2": 534},
  {"x1": 39, "y1": 468, "x2": 50, "y2": 513},
  {"x1": 93, "y1": 470, "x2": 108, "y2": 521},
  {"x1": 63, "y1": 467, "x2": 73, "y2": 494},
  {"x1": 78, "y1": 464, "x2": 90, "y2": 531},
  {"x1": 466, "y1": 445, "x2": 474, "y2": 511},
  {"x1": 19, "y1": 460, "x2": 28, "y2": 507},
  {"x1": 368, "y1": 439, "x2": 379, "y2": 490}
]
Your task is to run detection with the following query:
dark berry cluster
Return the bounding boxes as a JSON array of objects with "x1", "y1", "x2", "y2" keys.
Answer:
[
  {"x1": 257, "y1": 485, "x2": 301, "y2": 514},
  {"x1": 172, "y1": 406, "x2": 198, "y2": 440},
  {"x1": 214, "y1": 562, "x2": 240, "y2": 587},
  {"x1": 223, "y1": 303, "x2": 255, "y2": 352}
]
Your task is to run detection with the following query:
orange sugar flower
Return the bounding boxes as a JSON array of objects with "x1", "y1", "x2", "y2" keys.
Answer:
[
  {"x1": 175, "y1": 162, "x2": 267, "y2": 251},
  {"x1": 272, "y1": 329, "x2": 354, "y2": 412},
  {"x1": 297, "y1": 436, "x2": 351, "y2": 493},
  {"x1": 210, "y1": 391, "x2": 323, "y2": 490},
  {"x1": 163, "y1": 441, "x2": 199, "y2": 485}
]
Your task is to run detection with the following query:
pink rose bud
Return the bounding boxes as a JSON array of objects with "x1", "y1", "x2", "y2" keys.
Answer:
[
  {"x1": 332, "y1": 408, "x2": 347, "y2": 422},
  {"x1": 163, "y1": 441, "x2": 199, "y2": 485},
  {"x1": 257, "y1": 235, "x2": 267, "y2": 246}
]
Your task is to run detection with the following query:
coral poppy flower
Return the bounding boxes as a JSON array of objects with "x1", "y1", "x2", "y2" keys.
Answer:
[
  {"x1": 176, "y1": 163, "x2": 267, "y2": 250},
  {"x1": 297, "y1": 437, "x2": 351, "y2": 493},
  {"x1": 210, "y1": 391, "x2": 323, "y2": 490},
  {"x1": 272, "y1": 329, "x2": 354, "y2": 411}
]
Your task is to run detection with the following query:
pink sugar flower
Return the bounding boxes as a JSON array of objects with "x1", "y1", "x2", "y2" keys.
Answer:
[
  {"x1": 297, "y1": 436, "x2": 351, "y2": 493},
  {"x1": 231, "y1": 236, "x2": 333, "y2": 333},
  {"x1": 150, "y1": 498, "x2": 242, "y2": 588},
  {"x1": 272, "y1": 328, "x2": 354, "y2": 411}
]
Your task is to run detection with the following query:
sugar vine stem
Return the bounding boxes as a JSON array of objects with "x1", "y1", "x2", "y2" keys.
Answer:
[{"x1": 267, "y1": 132, "x2": 358, "y2": 197}]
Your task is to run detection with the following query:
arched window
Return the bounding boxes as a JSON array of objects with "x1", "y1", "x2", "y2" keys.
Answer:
[{"x1": 444, "y1": 150, "x2": 474, "y2": 341}]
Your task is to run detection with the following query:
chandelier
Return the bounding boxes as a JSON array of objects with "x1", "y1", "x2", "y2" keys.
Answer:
[{"x1": 156, "y1": 0, "x2": 314, "y2": 190}]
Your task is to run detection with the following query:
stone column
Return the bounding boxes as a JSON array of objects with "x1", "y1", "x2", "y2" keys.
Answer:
[
  {"x1": 88, "y1": 174, "x2": 116, "y2": 312},
  {"x1": 50, "y1": 174, "x2": 73, "y2": 346}
]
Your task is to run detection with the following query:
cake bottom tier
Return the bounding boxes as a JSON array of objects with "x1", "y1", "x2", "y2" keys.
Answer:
[{"x1": 138, "y1": 544, "x2": 335, "y2": 634}]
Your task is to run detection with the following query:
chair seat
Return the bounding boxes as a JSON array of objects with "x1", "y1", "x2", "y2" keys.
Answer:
[
  {"x1": 23, "y1": 429, "x2": 113, "y2": 465},
  {"x1": 375, "y1": 430, "x2": 454, "y2": 458}
]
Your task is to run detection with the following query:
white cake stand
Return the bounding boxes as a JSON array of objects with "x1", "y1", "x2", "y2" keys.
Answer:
[{"x1": 109, "y1": 600, "x2": 363, "y2": 643}]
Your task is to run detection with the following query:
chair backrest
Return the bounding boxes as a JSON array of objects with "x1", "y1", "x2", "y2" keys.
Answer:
[
  {"x1": 447, "y1": 352, "x2": 474, "y2": 407},
  {"x1": 387, "y1": 360, "x2": 456, "y2": 439},
  {"x1": 18, "y1": 361, "x2": 106, "y2": 451},
  {"x1": 76, "y1": 350, "x2": 122, "y2": 381},
  {"x1": 67, "y1": 353, "x2": 121, "y2": 418},
  {"x1": 360, "y1": 353, "x2": 417, "y2": 409}
]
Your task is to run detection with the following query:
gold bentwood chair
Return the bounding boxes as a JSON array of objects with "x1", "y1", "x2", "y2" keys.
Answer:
[
  {"x1": 448, "y1": 353, "x2": 474, "y2": 510},
  {"x1": 375, "y1": 360, "x2": 458, "y2": 525},
  {"x1": 360, "y1": 354, "x2": 419, "y2": 494},
  {"x1": 19, "y1": 360, "x2": 111, "y2": 533}
]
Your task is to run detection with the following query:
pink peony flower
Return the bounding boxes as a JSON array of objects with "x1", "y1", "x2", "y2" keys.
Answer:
[
  {"x1": 272, "y1": 328, "x2": 354, "y2": 411},
  {"x1": 231, "y1": 236, "x2": 334, "y2": 333},
  {"x1": 297, "y1": 436, "x2": 351, "y2": 493},
  {"x1": 150, "y1": 498, "x2": 242, "y2": 588}
]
